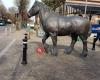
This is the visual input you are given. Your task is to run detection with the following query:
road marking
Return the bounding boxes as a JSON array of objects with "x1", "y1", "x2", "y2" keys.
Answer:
[{"x1": 0, "y1": 39, "x2": 16, "y2": 58}]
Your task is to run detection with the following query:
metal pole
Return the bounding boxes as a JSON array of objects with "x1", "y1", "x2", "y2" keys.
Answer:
[
  {"x1": 21, "y1": 33, "x2": 28, "y2": 65},
  {"x1": 84, "y1": 0, "x2": 87, "y2": 17}
]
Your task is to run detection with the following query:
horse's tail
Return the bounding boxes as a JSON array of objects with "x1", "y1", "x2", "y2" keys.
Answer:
[{"x1": 88, "y1": 23, "x2": 92, "y2": 37}]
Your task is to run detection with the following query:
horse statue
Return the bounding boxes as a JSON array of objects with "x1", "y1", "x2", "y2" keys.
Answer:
[{"x1": 28, "y1": 1, "x2": 91, "y2": 57}]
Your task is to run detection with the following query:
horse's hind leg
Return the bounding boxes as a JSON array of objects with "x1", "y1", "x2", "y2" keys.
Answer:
[
  {"x1": 79, "y1": 35, "x2": 88, "y2": 57},
  {"x1": 42, "y1": 33, "x2": 49, "y2": 53},
  {"x1": 65, "y1": 34, "x2": 78, "y2": 54},
  {"x1": 50, "y1": 33, "x2": 58, "y2": 56}
]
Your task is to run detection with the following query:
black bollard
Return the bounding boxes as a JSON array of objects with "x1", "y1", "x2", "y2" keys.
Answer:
[{"x1": 21, "y1": 34, "x2": 28, "y2": 65}]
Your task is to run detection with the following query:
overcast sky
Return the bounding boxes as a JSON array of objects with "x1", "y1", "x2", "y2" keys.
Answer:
[
  {"x1": 2, "y1": 0, "x2": 14, "y2": 9},
  {"x1": 1, "y1": 0, "x2": 41, "y2": 20},
  {"x1": 2, "y1": 0, "x2": 41, "y2": 9}
]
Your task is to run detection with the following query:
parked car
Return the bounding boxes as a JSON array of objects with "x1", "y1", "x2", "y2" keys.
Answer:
[
  {"x1": 0, "y1": 19, "x2": 6, "y2": 26},
  {"x1": 27, "y1": 22, "x2": 34, "y2": 28},
  {"x1": 27, "y1": 22, "x2": 36, "y2": 33},
  {"x1": 7, "y1": 19, "x2": 12, "y2": 24}
]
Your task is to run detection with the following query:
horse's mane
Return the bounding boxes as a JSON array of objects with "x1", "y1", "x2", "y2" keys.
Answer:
[{"x1": 36, "y1": 1, "x2": 57, "y2": 14}]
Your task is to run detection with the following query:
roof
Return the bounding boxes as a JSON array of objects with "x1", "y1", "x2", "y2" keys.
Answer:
[{"x1": 65, "y1": 1, "x2": 100, "y2": 14}]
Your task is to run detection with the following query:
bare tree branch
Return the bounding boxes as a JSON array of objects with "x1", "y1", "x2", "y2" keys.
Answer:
[{"x1": 42, "y1": 0, "x2": 65, "y2": 10}]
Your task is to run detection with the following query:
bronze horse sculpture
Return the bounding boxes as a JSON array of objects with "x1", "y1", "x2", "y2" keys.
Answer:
[{"x1": 28, "y1": 1, "x2": 91, "y2": 57}]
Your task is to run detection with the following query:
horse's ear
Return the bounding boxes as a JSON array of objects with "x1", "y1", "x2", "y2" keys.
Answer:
[
  {"x1": 35, "y1": 0, "x2": 38, "y2": 3},
  {"x1": 35, "y1": 0, "x2": 38, "y2": 2},
  {"x1": 34, "y1": 0, "x2": 38, "y2": 4}
]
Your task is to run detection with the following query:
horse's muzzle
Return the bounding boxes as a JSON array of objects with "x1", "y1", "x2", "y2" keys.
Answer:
[{"x1": 27, "y1": 13, "x2": 31, "y2": 18}]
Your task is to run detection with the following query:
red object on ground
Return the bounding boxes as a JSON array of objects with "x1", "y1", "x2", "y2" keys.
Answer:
[{"x1": 36, "y1": 47, "x2": 45, "y2": 55}]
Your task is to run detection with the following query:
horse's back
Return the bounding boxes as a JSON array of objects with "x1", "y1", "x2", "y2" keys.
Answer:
[
  {"x1": 43, "y1": 15, "x2": 90, "y2": 36},
  {"x1": 58, "y1": 16, "x2": 90, "y2": 34}
]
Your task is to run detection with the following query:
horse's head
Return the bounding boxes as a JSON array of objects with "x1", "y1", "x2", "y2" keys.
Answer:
[{"x1": 28, "y1": 1, "x2": 40, "y2": 18}]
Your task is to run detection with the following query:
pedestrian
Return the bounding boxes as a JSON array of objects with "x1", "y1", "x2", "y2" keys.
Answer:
[{"x1": 92, "y1": 33, "x2": 100, "y2": 50}]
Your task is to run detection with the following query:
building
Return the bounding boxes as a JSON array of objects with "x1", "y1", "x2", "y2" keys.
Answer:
[
  {"x1": 64, "y1": 0, "x2": 100, "y2": 23},
  {"x1": 65, "y1": 0, "x2": 100, "y2": 14},
  {"x1": 67, "y1": 0, "x2": 100, "y2": 2}
]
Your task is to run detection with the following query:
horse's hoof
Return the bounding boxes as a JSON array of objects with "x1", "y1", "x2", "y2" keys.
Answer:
[
  {"x1": 45, "y1": 49, "x2": 49, "y2": 54},
  {"x1": 50, "y1": 48, "x2": 58, "y2": 56},
  {"x1": 51, "y1": 53, "x2": 58, "y2": 56},
  {"x1": 80, "y1": 53, "x2": 88, "y2": 57},
  {"x1": 92, "y1": 48, "x2": 95, "y2": 50},
  {"x1": 21, "y1": 61, "x2": 27, "y2": 65},
  {"x1": 51, "y1": 49, "x2": 58, "y2": 56},
  {"x1": 44, "y1": 47, "x2": 49, "y2": 54},
  {"x1": 64, "y1": 51, "x2": 71, "y2": 54},
  {"x1": 51, "y1": 51, "x2": 58, "y2": 56},
  {"x1": 44, "y1": 45, "x2": 50, "y2": 54},
  {"x1": 64, "y1": 49, "x2": 72, "y2": 54}
]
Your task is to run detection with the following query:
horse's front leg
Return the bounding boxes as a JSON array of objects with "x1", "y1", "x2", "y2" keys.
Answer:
[
  {"x1": 50, "y1": 33, "x2": 58, "y2": 56},
  {"x1": 65, "y1": 34, "x2": 77, "y2": 54},
  {"x1": 42, "y1": 33, "x2": 49, "y2": 53}
]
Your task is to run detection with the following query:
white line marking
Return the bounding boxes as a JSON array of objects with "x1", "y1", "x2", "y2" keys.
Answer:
[{"x1": 0, "y1": 39, "x2": 16, "y2": 58}]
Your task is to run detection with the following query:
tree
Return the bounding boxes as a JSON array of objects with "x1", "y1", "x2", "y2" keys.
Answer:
[
  {"x1": 8, "y1": 7, "x2": 17, "y2": 23},
  {"x1": 42, "y1": 0, "x2": 65, "y2": 11},
  {"x1": 0, "y1": 4, "x2": 16, "y2": 24},
  {"x1": 0, "y1": 4, "x2": 7, "y2": 19},
  {"x1": 14, "y1": 0, "x2": 30, "y2": 29},
  {"x1": 15, "y1": 0, "x2": 30, "y2": 21},
  {"x1": 8, "y1": 7, "x2": 17, "y2": 14}
]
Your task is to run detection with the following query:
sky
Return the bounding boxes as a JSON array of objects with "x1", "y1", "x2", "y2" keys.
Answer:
[
  {"x1": 1, "y1": 0, "x2": 41, "y2": 20},
  {"x1": 1, "y1": 0, "x2": 41, "y2": 9},
  {"x1": 2, "y1": 0, "x2": 14, "y2": 9}
]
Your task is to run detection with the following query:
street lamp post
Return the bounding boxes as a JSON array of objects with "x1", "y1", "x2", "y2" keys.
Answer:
[{"x1": 84, "y1": 0, "x2": 87, "y2": 17}]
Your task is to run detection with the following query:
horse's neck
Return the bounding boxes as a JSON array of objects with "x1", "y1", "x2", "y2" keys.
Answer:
[
  {"x1": 39, "y1": 9, "x2": 50, "y2": 24},
  {"x1": 39, "y1": 8, "x2": 58, "y2": 24}
]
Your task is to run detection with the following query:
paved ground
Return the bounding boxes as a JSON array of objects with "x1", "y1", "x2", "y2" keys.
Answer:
[{"x1": 0, "y1": 27, "x2": 100, "y2": 80}]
